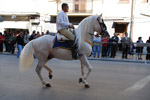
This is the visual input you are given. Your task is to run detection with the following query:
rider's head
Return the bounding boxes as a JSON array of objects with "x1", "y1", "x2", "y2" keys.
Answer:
[{"x1": 62, "y1": 3, "x2": 69, "y2": 12}]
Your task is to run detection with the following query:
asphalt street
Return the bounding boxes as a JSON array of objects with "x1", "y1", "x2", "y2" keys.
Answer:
[{"x1": 0, "y1": 54, "x2": 150, "y2": 100}]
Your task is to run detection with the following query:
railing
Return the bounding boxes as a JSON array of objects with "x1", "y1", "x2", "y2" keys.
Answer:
[
  {"x1": 57, "y1": 10, "x2": 93, "y2": 14},
  {"x1": 92, "y1": 42, "x2": 150, "y2": 61},
  {"x1": 57, "y1": 0, "x2": 93, "y2": 14}
]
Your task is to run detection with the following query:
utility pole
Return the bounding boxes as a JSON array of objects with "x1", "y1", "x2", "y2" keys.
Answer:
[
  {"x1": 56, "y1": 0, "x2": 59, "y2": 14},
  {"x1": 129, "y1": 0, "x2": 134, "y2": 41}
]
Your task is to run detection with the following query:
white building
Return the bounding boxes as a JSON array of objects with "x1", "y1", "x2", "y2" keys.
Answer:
[{"x1": 0, "y1": 0, "x2": 150, "y2": 42}]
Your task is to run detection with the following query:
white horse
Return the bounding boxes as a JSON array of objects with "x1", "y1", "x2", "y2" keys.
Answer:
[{"x1": 19, "y1": 15, "x2": 108, "y2": 88}]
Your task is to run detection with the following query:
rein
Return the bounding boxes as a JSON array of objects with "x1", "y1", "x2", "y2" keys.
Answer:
[
  {"x1": 89, "y1": 32, "x2": 94, "y2": 36},
  {"x1": 97, "y1": 17, "x2": 107, "y2": 35}
]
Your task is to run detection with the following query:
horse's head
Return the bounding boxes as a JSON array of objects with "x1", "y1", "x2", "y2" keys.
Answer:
[{"x1": 95, "y1": 14, "x2": 109, "y2": 37}]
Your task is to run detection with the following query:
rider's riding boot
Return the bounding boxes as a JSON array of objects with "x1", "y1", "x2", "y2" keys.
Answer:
[{"x1": 69, "y1": 40, "x2": 79, "y2": 59}]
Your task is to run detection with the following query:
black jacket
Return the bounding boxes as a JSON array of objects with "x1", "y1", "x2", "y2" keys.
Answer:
[{"x1": 16, "y1": 35, "x2": 24, "y2": 46}]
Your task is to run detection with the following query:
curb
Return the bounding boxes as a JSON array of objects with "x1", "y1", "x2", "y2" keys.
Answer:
[
  {"x1": 1, "y1": 53, "x2": 150, "y2": 64},
  {"x1": 88, "y1": 58, "x2": 150, "y2": 64}
]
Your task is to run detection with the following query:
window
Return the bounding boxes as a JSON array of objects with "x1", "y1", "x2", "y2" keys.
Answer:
[
  {"x1": 142, "y1": 0, "x2": 148, "y2": 3},
  {"x1": 119, "y1": 0, "x2": 129, "y2": 3},
  {"x1": 75, "y1": 4, "x2": 79, "y2": 12}
]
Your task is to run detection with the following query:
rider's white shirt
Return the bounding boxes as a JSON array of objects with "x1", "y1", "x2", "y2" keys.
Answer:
[{"x1": 56, "y1": 11, "x2": 72, "y2": 31}]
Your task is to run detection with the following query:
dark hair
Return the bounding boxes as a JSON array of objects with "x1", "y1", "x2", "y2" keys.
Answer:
[
  {"x1": 62, "y1": 3, "x2": 68, "y2": 10},
  {"x1": 0, "y1": 32, "x2": 2, "y2": 35},
  {"x1": 138, "y1": 37, "x2": 142, "y2": 40}
]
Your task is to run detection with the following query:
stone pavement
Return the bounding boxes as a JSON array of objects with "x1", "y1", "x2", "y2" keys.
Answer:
[{"x1": 0, "y1": 54, "x2": 150, "y2": 100}]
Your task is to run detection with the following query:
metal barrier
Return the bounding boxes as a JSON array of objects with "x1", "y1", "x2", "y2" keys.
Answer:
[{"x1": 93, "y1": 42, "x2": 150, "y2": 61}]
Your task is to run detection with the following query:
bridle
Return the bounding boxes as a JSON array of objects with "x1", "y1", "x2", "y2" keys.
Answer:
[
  {"x1": 97, "y1": 17, "x2": 108, "y2": 35},
  {"x1": 86, "y1": 16, "x2": 109, "y2": 47}
]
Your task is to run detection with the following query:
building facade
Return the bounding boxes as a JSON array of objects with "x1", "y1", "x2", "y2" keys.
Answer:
[{"x1": 0, "y1": 0, "x2": 150, "y2": 42}]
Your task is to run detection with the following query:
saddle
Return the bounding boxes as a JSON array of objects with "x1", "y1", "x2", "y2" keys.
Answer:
[
  {"x1": 53, "y1": 30, "x2": 79, "y2": 59},
  {"x1": 56, "y1": 33, "x2": 69, "y2": 42}
]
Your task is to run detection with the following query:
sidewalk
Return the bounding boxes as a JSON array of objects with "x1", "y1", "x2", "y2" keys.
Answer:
[
  {"x1": 1, "y1": 52, "x2": 150, "y2": 64},
  {"x1": 88, "y1": 52, "x2": 150, "y2": 64}
]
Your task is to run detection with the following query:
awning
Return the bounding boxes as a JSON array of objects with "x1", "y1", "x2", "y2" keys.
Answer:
[
  {"x1": 0, "y1": 11, "x2": 40, "y2": 16},
  {"x1": 0, "y1": 21, "x2": 29, "y2": 29},
  {"x1": 112, "y1": 20, "x2": 129, "y2": 28},
  {"x1": 141, "y1": 13, "x2": 150, "y2": 17},
  {"x1": 113, "y1": 20, "x2": 130, "y2": 24}
]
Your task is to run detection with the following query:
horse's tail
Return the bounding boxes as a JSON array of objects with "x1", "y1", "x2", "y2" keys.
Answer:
[{"x1": 19, "y1": 40, "x2": 35, "y2": 72}]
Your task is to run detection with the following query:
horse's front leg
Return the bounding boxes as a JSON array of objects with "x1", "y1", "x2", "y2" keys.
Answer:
[{"x1": 79, "y1": 55, "x2": 92, "y2": 88}]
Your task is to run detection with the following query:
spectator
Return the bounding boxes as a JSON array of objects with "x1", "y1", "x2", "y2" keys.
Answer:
[
  {"x1": 101, "y1": 33, "x2": 109, "y2": 57},
  {"x1": 29, "y1": 30, "x2": 36, "y2": 41},
  {"x1": 110, "y1": 33, "x2": 119, "y2": 58},
  {"x1": 24, "y1": 31, "x2": 30, "y2": 45},
  {"x1": 129, "y1": 43, "x2": 135, "y2": 59},
  {"x1": 9, "y1": 33, "x2": 16, "y2": 54},
  {"x1": 35, "y1": 31, "x2": 41, "y2": 38},
  {"x1": 107, "y1": 35, "x2": 111, "y2": 57},
  {"x1": 93, "y1": 33, "x2": 101, "y2": 58},
  {"x1": 3, "y1": 31, "x2": 9, "y2": 52},
  {"x1": 121, "y1": 32, "x2": 131, "y2": 59},
  {"x1": 136, "y1": 37, "x2": 143, "y2": 60},
  {"x1": 46, "y1": 30, "x2": 49, "y2": 35},
  {"x1": 7, "y1": 32, "x2": 12, "y2": 52},
  {"x1": 41, "y1": 32, "x2": 45, "y2": 36},
  {"x1": 16, "y1": 32, "x2": 24, "y2": 58},
  {"x1": 146, "y1": 37, "x2": 150, "y2": 60},
  {"x1": 0, "y1": 32, "x2": 5, "y2": 52}
]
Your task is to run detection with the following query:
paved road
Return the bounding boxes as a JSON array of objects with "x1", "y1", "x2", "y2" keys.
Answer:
[{"x1": 0, "y1": 54, "x2": 150, "y2": 100}]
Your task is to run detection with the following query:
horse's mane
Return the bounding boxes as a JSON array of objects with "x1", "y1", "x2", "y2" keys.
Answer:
[{"x1": 75, "y1": 15, "x2": 98, "y2": 50}]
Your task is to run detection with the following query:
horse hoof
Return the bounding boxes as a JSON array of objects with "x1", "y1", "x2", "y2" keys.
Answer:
[
  {"x1": 85, "y1": 84, "x2": 90, "y2": 88},
  {"x1": 49, "y1": 74, "x2": 53, "y2": 79},
  {"x1": 79, "y1": 78, "x2": 83, "y2": 83},
  {"x1": 45, "y1": 83, "x2": 51, "y2": 87}
]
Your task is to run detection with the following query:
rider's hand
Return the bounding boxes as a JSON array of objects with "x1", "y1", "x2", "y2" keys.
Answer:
[{"x1": 69, "y1": 25, "x2": 75, "y2": 29}]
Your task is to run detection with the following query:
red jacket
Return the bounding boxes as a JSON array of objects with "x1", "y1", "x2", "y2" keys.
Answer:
[
  {"x1": 0, "y1": 35, "x2": 5, "y2": 43},
  {"x1": 102, "y1": 38, "x2": 109, "y2": 47}
]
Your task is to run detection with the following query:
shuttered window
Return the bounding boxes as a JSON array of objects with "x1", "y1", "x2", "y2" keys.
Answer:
[
  {"x1": 142, "y1": 0, "x2": 148, "y2": 3},
  {"x1": 119, "y1": 0, "x2": 129, "y2": 3}
]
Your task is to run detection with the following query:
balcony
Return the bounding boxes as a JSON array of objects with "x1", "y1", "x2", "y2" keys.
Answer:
[
  {"x1": 56, "y1": 0, "x2": 93, "y2": 15},
  {"x1": 57, "y1": 10, "x2": 93, "y2": 14}
]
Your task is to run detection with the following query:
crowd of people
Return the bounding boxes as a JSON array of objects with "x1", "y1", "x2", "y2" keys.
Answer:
[
  {"x1": 0, "y1": 30, "x2": 50, "y2": 57},
  {"x1": 0, "y1": 30, "x2": 150, "y2": 61},
  {"x1": 93, "y1": 32, "x2": 150, "y2": 60}
]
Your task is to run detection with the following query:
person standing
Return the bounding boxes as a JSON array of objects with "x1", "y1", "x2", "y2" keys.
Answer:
[
  {"x1": 35, "y1": 31, "x2": 41, "y2": 38},
  {"x1": 101, "y1": 33, "x2": 109, "y2": 57},
  {"x1": 29, "y1": 30, "x2": 36, "y2": 41},
  {"x1": 93, "y1": 33, "x2": 101, "y2": 58},
  {"x1": 3, "y1": 31, "x2": 9, "y2": 52},
  {"x1": 146, "y1": 37, "x2": 150, "y2": 60},
  {"x1": 0, "y1": 32, "x2": 5, "y2": 52},
  {"x1": 9, "y1": 33, "x2": 16, "y2": 54},
  {"x1": 107, "y1": 35, "x2": 111, "y2": 57},
  {"x1": 16, "y1": 32, "x2": 24, "y2": 57},
  {"x1": 121, "y1": 32, "x2": 131, "y2": 59},
  {"x1": 110, "y1": 33, "x2": 119, "y2": 58},
  {"x1": 136, "y1": 37, "x2": 143, "y2": 60},
  {"x1": 24, "y1": 31, "x2": 30, "y2": 45},
  {"x1": 7, "y1": 32, "x2": 12, "y2": 52}
]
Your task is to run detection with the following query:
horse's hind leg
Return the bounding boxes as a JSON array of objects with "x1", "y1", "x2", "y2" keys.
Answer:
[
  {"x1": 35, "y1": 62, "x2": 51, "y2": 87},
  {"x1": 44, "y1": 64, "x2": 53, "y2": 79}
]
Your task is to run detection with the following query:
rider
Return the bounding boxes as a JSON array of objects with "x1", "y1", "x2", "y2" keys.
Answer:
[{"x1": 56, "y1": 3, "x2": 78, "y2": 59}]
